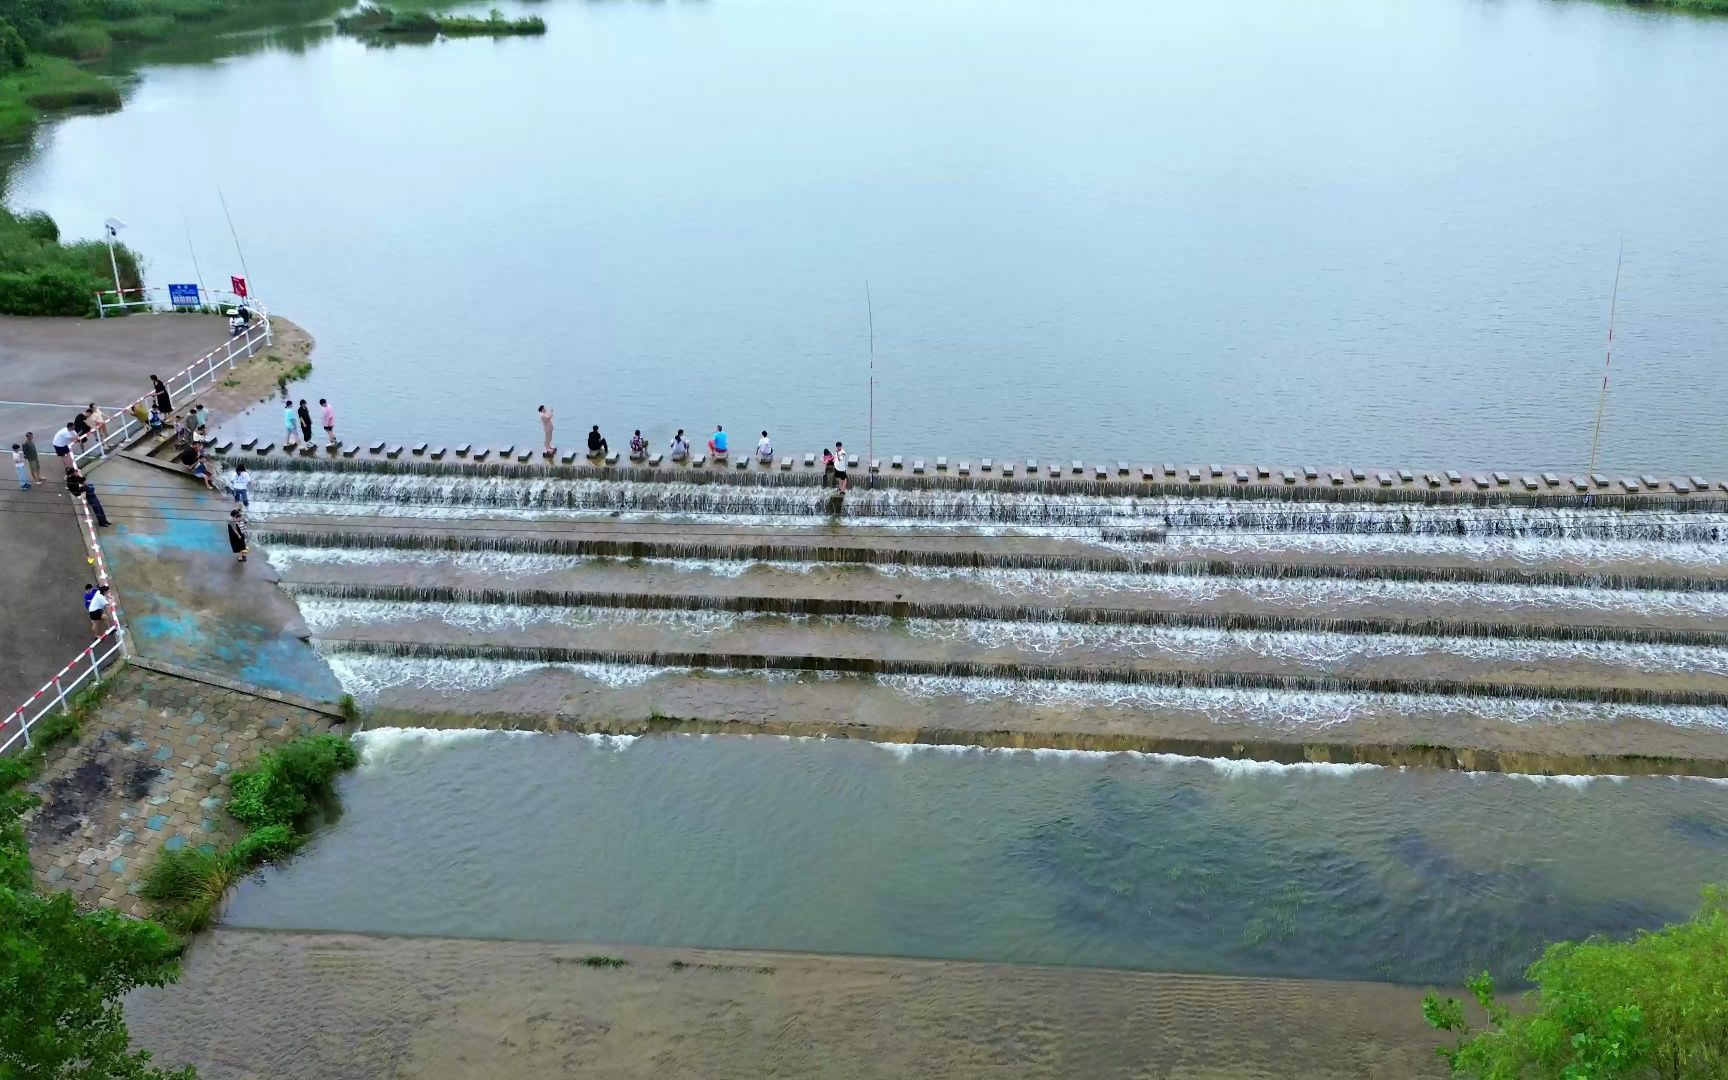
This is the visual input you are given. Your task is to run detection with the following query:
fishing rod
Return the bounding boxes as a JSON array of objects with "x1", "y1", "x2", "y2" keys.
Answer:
[
  {"x1": 866, "y1": 281, "x2": 876, "y2": 490},
  {"x1": 1587, "y1": 238, "x2": 1624, "y2": 474},
  {"x1": 218, "y1": 187, "x2": 255, "y2": 299}
]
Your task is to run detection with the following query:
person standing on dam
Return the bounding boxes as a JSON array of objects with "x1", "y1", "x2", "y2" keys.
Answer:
[
  {"x1": 228, "y1": 509, "x2": 249, "y2": 563},
  {"x1": 297, "y1": 399, "x2": 314, "y2": 444},
  {"x1": 320, "y1": 398, "x2": 336, "y2": 444},
  {"x1": 539, "y1": 405, "x2": 555, "y2": 456},
  {"x1": 20, "y1": 432, "x2": 41, "y2": 484},
  {"x1": 84, "y1": 483, "x2": 110, "y2": 528}
]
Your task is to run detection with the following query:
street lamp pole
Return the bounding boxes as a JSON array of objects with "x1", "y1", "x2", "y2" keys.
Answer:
[{"x1": 102, "y1": 217, "x2": 127, "y2": 307}]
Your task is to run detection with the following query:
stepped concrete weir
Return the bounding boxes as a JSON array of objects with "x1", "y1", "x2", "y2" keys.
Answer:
[{"x1": 244, "y1": 454, "x2": 1728, "y2": 776}]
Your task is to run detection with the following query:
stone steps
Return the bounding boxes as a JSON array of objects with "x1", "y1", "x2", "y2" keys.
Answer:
[
  {"x1": 306, "y1": 608, "x2": 1728, "y2": 705},
  {"x1": 274, "y1": 572, "x2": 1728, "y2": 645}
]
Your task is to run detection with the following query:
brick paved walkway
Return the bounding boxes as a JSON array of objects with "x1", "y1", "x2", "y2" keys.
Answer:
[{"x1": 23, "y1": 661, "x2": 338, "y2": 917}]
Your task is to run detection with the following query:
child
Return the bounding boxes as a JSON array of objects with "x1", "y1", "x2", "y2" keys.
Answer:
[
  {"x1": 148, "y1": 404, "x2": 164, "y2": 430},
  {"x1": 87, "y1": 585, "x2": 111, "y2": 638},
  {"x1": 231, "y1": 462, "x2": 251, "y2": 507},
  {"x1": 192, "y1": 449, "x2": 215, "y2": 490},
  {"x1": 11, "y1": 444, "x2": 29, "y2": 490},
  {"x1": 629, "y1": 430, "x2": 647, "y2": 458}
]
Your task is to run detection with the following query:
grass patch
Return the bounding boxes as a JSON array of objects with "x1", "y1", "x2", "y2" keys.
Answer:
[
  {"x1": 220, "y1": 376, "x2": 240, "y2": 387},
  {"x1": 579, "y1": 955, "x2": 629, "y2": 968},
  {"x1": 41, "y1": 23, "x2": 112, "y2": 61},
  {"x1": 338, "y1": 693, "x2": 361, "y2": 726},
  {"x1": 0, "y1": 53, "x2": 123, "y2": 145},
  {"x1": 137, "y1": 846, "x2": 236, "y2": 933},
  {"x1": 226, "y1": 732, "x2": 356, "y2": 830},
  {"x1": 274, "y1": 359, "x2": 312, "y2": 394},
  {"x1": 0, "y1": 203, "x2": 140, "y2": 315},
  {"x1": 141, "y1": 733, "x2": 356, "y2": 936}
]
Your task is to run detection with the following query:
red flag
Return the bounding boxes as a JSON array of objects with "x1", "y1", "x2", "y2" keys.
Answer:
[{"x1": 231, "y1": 275, "x2": 248, "y2": 299}]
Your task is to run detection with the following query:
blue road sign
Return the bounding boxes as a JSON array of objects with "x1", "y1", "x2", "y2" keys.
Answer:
[{"x1": 168, "y1": 283, "x2": 201, "y2": 307}]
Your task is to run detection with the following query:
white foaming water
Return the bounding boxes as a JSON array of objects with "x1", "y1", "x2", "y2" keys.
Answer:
[
  {"x1": 876, "y1": 672, "x2": 1728, "y2": 732},
  {"x1": 894, "y1": 565, "x2": 1728, "y2": 620},
  {"x1": 902, "y1": 617, "x2": 1728, "y2": 675},
  {"x1": 1157, "y1": 531, "x2": 1728, "y2": 568},
  {"x1": 290, "y1": 590, "x2": 1728, "y2": 677},
  {"x1": 251, "y1": 473, "x2": 1728, "y2": 555},
  {"x1": 265, "y1": 544, "x2": 781, "y2": 581},
  {"x1": 347, "y1": 727, "x2": 1723, "y2": 785},
  {"x1": 354, "y1": 726, "x2": 633, "y2": 768},
  {"x1": 294, "y1": 597, "x2": 742, "y2": 636},
  {"x1": 863, "y1": 737, "x2": 1380, "y2": 775},
  {"x1": 321, "y1": 652, "x2": 681, "y2": 698}
]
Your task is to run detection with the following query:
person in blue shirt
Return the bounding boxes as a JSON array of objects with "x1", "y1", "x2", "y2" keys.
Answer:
[{"x1": 707, "y1": 425, "x2": 728, "y2": 457}]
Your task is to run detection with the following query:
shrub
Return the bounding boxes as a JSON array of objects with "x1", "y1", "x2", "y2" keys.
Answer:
[
  {"x1": 139, "y1": 846, "x2": 235, "y2": 933},
  {"x1": 41, "y1": 22, "x2": 110, "y2": 58},
  {"x1": 223, "y1": 823, "x2": 301, "y2": 869},
  {"x1": 226, "y1": 733, "x2": 357, "y2": 829},
  {"x1": 104, "y1": 14, "x2": 175, "y2": 41},
  {"x1": 0, "y1": 268, "x2": 99, "y2": 315},
  {"x1": 1426, "y1": 886, "x2": 1728, "y2": 1077},
  {"x1": 0, "y1": 19, "x2": 27, "y2": 74}
]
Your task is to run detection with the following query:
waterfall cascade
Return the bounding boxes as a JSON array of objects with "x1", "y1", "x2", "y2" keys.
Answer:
[{"x1": 247, "y1": 459, "x2": 1728, "y2": 773}]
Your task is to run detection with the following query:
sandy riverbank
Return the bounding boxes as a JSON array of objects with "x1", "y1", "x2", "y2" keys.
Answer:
[{"x1": 126, "y1": 929, "x2": 1449, "y2": 1079}]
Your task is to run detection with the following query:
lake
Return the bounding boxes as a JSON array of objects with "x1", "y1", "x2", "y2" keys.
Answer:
[{"x1": 6, "y1": 0, "x2": 1727, "y2": 468}]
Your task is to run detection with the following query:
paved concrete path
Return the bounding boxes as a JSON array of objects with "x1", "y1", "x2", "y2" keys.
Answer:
[
  {"x1": 0, "y1": 314, "x2": 228, "y2": 438},
  {"x1": 0, "y1": 484, "x2": 96, "y2": 716},
  {"x1": 22, "y1": 662, "x2": 336, "y2": 916}
]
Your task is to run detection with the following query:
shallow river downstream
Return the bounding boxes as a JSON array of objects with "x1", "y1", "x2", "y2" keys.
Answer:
[{"x1": 224, "y1": 728, "x2": 1728, "y2": 986}]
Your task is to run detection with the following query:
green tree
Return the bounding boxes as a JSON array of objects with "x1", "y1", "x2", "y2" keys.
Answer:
[
  {"x1": 0, "y1": 18, "x2": 27, "y2": 72},
  {"x1": 1, "y1": 757, "x2": 196, "y2": 1078},
  {"x1": 1424, "y1": 887, "x2": 1728, "y2": 1078}
]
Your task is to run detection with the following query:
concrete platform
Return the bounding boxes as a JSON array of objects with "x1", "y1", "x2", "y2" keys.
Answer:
[{"x1": 0, "y1": 313, "x2": 229, "y2": 438}]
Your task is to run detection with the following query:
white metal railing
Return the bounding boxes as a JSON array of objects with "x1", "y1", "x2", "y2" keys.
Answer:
[
  {"x1": 72, "y1": 302, "x2": 272, "y2": 469},
  {"x1": 94, "y1": 286, "x2": 254, "y2": 318},
  {"x1": 0, "y1": 627, "x2": 124, "y2": 754},
  {"x1": 0, "y1": 497, "x2": 127, "y2": 754}
]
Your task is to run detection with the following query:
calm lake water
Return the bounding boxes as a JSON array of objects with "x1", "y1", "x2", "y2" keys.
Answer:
[
  {"x1": 6, "y1": 0, "x2": 1728, "y2": 468},
  {"x1": 222, "y1": 730, "x2": 1728, "y2": 984}
]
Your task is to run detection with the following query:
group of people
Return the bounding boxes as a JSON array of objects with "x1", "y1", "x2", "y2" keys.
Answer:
[
  {"x1": 535, "y1": 410, "x2": 850, "y2": 492},
  {"x1": 282, "y1": 396, "x2": 336, "y2": 446}
]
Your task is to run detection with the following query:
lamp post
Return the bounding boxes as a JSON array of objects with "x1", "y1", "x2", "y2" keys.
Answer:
[{"x1": 102, "y1": 217, "x2": 127, "y2": 307}]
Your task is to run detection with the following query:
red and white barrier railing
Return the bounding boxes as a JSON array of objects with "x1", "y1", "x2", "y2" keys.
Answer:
[
  {"x1": 1, "y1": 477, "x2": 131, "y2": 755},
  {"x1": 0, "y1": 626, "x2": 123, "y2": 755},
  {"x1": 72, "y1": 300, "x2": 272, "y2": 469}
]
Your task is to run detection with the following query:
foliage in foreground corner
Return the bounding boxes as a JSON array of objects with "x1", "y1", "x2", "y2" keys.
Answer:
[
  {"x1": 1, "y1": 694, "x2": 195, "y2": 1078},
  {"x1": 1423, "y1": 885, "x2": 1728, "y2": 1078}
]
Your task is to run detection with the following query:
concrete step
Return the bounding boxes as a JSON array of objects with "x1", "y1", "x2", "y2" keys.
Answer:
[
  {"x1": 339, "y1": 659, "x2": 1728, "y2": 778},
  {"x1": 304, "y1": 607, "x2": 1728, "y2": 705},
  {"x1": 253, "y1": 514, "x2": 1728, "y2": 591},
  {"x1": 273, "y1": 570, "x2": 1728, "y2": 647}
]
